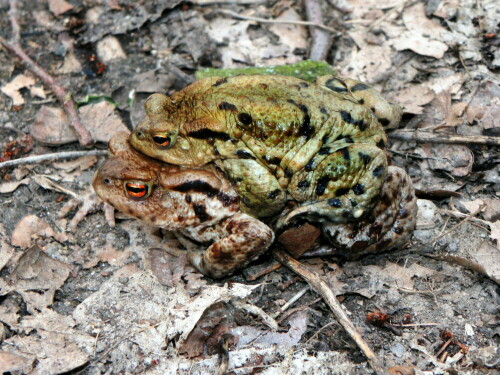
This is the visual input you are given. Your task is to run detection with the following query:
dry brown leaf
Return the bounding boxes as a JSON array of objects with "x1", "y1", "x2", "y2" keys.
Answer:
[
  {"x1": 58, "y1": 51, "x2": 83, "y2": 74},
  {"x1": 403, "y1": 3, "x2": 448, "y2": 40},
  {"x1": 145, "y1": 248, "x2": 188, "y2": 287},
  {"x1": 31, "y1": 101, "x2": 129, "y2": 145},
  {"x1": 489, "y1": 221, "x2": 500, "y2": 248},
  {"x1": 435, "y1": 241, "x2": 499, "y2": 284},
  {"x1": 482, "y1": 199, "x2": 500, "y2": 222},
  {"x1": 0, "y1": 246, "x2": 72, "y2": 312},
  {"x1": 460, "y1": 199, "x2": 486, "y2": 214},
  {"x1": 11, "y1": 215, "x2": 69, "y2": 248},
  {"x1": 0, "y1": 351, "x2": 33, "y2": 374},
  {"x1": 5, "y1": 309, "x2": 92, "y2": 374},
  {"x1": 433, "y1": 0, "x2": 459, "y2": 19},
  {"x1": 422, "y1": 143, "x2": 474, "y2": 177},
  {"x1": 390, "y1": 85, "x2": 435, "y2": 114},
  {"x1": 465, "y1": 81, "x2": 500, "y2": 130},
  {"x1": 392, "y1": 32, "x2": 448, "y2": 59},
  {"x1": 0, "y1": 178, "x2": 30, "y2": 194},
  {"x1": 48, "y1": 0, "x2": 73, "y2": 16},
  {"x1": 52, "y1": 155, "x2": 98, "y2": 172},
  {"x1": 339, "y1": 44, "x2": 393, "y2": 82},
  {"x1": 1, "y1": 74, "x2": 36, "y2": 106},
  {"x1": 364, "y1": 262, "x2": 435, "y2": 290},
  {"x1": 96, "y1": 35, "x2": 127, "y2": 63}
]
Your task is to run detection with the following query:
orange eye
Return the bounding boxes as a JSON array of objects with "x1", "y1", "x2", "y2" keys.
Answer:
[
  {"x1": 125, "y1": 182, "x2": 148, "y2": 199},
  {"x1": 152, "y1": 134, "x2": 171, "y2": 148}
]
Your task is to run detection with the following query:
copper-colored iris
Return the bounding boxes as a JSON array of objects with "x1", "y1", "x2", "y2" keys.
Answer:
[
  {"x1": 152, "y1": 134, "x2": 171, "y2": 148},
  {"x1": 125, "y1": 182, "x2": 148, "y2": 198}
]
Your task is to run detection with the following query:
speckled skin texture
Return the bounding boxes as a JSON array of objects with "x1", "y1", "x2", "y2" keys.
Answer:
[
  {"x1": 93, "y1": 132, "x2": 274, "y2": 279},
  {"x1": 129, "y1": 75, "x2": 405, "y2": 228},
  {"x1": 323, "y1": 166, "x2": 417, "y2": 258}
]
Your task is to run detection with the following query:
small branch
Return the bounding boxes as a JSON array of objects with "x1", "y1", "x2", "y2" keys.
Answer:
[
  {"x1": 8, "y1": 0, "x2": 20, "y2": 42},
  {"x1": 216, "y1": 9, "x2": 339, "y2": 34},
  {"x1": 304, "y1": 0, "x2": 333, "y2": 60},
  {"x1": 0, "y1": 150, "x2": 107, "y2": 169},
  {"x1": 272, "y1": 286, "x2": 309, "y2": 318},
  {"x1": 389, "y1": 130, "x2": 500, "y2": 146},
  {"x1": 1, "y1": 0, "x2": 93, "y2": 147},
  {"x1": 273, "y1": 248, "x2": 385, "y2": 375}
]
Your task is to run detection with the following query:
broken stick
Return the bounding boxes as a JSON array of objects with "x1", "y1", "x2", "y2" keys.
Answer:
[{"x1": 273, "y1": 248, "x2": 386, "y2": 375}]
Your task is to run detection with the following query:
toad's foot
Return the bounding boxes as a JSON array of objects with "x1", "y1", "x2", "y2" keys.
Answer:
[
  {"x1": 322, "y1": 166, "x2": 417, "y2": 258},
  {"x1": 58, "y1": 189, "x2": 116, "y2": 231}
]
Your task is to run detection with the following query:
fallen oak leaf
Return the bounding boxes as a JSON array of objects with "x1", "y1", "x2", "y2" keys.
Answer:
[
  {"x1": 0, "y1": 178, "x2": 30, "y2": 194},
  {"x1": 11, "y1": 215, "x2": 69, "y2": 248}
]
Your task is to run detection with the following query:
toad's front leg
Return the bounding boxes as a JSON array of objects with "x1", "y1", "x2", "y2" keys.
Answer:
[{"x1": 181, "y1": 213, "x2": 274, "y2": 279}]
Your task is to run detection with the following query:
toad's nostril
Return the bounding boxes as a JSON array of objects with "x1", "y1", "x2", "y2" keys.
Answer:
[{"x1": 136, "y1": 131, "x2": 143, "y2": 138}]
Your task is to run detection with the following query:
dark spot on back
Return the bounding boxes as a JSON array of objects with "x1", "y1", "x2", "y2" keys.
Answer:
[
  {"x1": 328, "y1": 198, "x2": 342, "y2": 207},
  {"x1": 372, "y1": 165, "x2": 384, "y2": 178},
  {"x1": 304, "y1": 159, "x2": 315, "y2": 172},
  {"x1": 393, "y1": 226, "x2": 404, "y2": 235},
  {"x1": 193, "y1": 204, "x2": 211, "y2": 222},
  {"x1": 213, "y1": 77, "x2": 228, "y2": 87},
  {"x1": 352, "y1": 184, "x2": 365, "y2": 195},
  {"x1": 151, "y1": 217, "x2": 157, "y2": 223},
  {"x1": 350, "y1": 83, "x2": 370, "y2": 91},
  {"x1": 263, "y1": 155, "x2": 281, "y2": 165},
  {"x1": 350, "y1": 199, "x2": 358, "y2": 207},
  {"x1": 358, "y1": 152, "x2": 371, "y2": 165},
  {"x1": 358, "y1": 98, "x2": 365, "y2": 105},
  {"x1": 172, "y1": 180, "x2": 219, "y2": 197},
  {"x1": 267, "y1": 189, "x2": 281, "y2": 200},
  {"x1": 238, "y1": 113, "x2": 253, "y2": 126},
  {"x1": 185, "y1": 195, "x2": 192, "y2": 204},
  {"x1": 188, "y1": 129, "x2": 230, "y2": 141},
  {"x1": 285, "y1": 168, "x2": 293, "y2": 178},
  {"x1": 376, "y1": 139, "x2": 386, "y2": 148},
  {"x1": 218, "y1": 101, "x2": 237, "y2": 111},
  {"x1": 336, "y1": 187, "x2": 349, "y2": 197},
  {"x1": 320, "y1": 107, "x2": 328, "y2": 114},
  {"x1": 234, "y1": 149, "x2": 256, "y2": 160},
  {"x1": 325, "y1": 78, "x2": 347, "y2": 92},
  {"x1": 340, "y1": 111, "x2": 367, "y2": 131},
  {"x1": 398, "y1": 208, "x2": 409, "y2": 219},
  {"x1": 298, "y1": 180, "x2": 310, "y2": 189},
  {"x1": 338, "y1": 147, "x2": 350, "y2": 161},
  {"x1": 335, "y1": 134, "x2": 354, "y2": 143},
  {"x1": 379, "y1": 118, "x2": 390, "y2": 127},
  {"x1": 315, "y1": 176, "x2": 330, "y2": 196},
  {"x1": 318, "y1": 147, "x2": 331, "y2": 155}
]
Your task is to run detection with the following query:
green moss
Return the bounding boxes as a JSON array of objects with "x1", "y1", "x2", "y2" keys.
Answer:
[{"x1": 195, "y1": 60, "x2": 337, "y2": 82}]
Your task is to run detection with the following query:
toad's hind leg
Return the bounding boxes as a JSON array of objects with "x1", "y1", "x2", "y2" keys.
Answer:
[
  {"x1": 277, "y1": 144, "x2": 388, "y2": 228},
  {"x1": 322, "y1": 166, "x2": 417, "y2": 258},
  {"x1": 217, "y1": 159, "x2": 287, "y2": 218},
  {"x1": 187, "y1": 213, "x2": 274, "y2": 279}
]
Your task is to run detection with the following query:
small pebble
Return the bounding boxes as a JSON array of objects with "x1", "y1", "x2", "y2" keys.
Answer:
[{"x1": 390, "y1": 342, "x2": 406, "y2": 358}]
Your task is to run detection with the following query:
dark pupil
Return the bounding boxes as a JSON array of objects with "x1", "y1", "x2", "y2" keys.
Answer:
[
  {"x1": 127, "y1": 185, "x2": 146, "y2": 193},
  {"x1": 153, "y1": 135, "x2": 170, "y2": 145}
]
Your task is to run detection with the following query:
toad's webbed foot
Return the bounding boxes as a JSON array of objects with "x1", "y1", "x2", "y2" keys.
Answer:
[{"x1": 58, "y1": 189, "x2": 116, "y2": 231}]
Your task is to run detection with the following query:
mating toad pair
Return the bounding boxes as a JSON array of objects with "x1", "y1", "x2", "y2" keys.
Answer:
[{"x1": 93, "y1": 74, "x2": 417, "y2": 278}]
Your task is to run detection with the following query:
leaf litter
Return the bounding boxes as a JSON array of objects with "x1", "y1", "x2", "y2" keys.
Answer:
[{"x1": 0, "y1": 0, "x2": 499, "y2": 374}]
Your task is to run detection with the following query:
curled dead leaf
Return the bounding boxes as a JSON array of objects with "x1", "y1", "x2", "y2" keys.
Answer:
[{"x1": 11, "y1": 215, "x2": 68, "y2": 248}]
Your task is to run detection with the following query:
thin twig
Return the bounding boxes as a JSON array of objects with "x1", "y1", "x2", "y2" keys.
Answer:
[
  {"x1": 272, "y1": 286, "x2": 309, "y2": 318},
  {"x1": 273, "y1": 248, "x2": 385, "y2": 375},
  {"x1": 389, "y1": 130, "x2": 500, "y2": 146},
  {"x1": 0, "y1": 150, "x2": 107, "y2": 169},
  {"x1": 216, "y1": 9, "x2": 339, "y2": 34},
  {"x1": 304, "y1": 0, "x2": 333, "y2": 60},
  {"x1": 421, "y1": 204, "x2": 486, "y2": 250},
  {"x1": 0, "y1": 0, "x2": 93, "y2": 147}
]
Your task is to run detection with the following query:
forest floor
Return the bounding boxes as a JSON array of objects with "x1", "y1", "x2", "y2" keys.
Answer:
[{"x1": 0, "y1": 0, "x2": 498, "y2": 374}]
